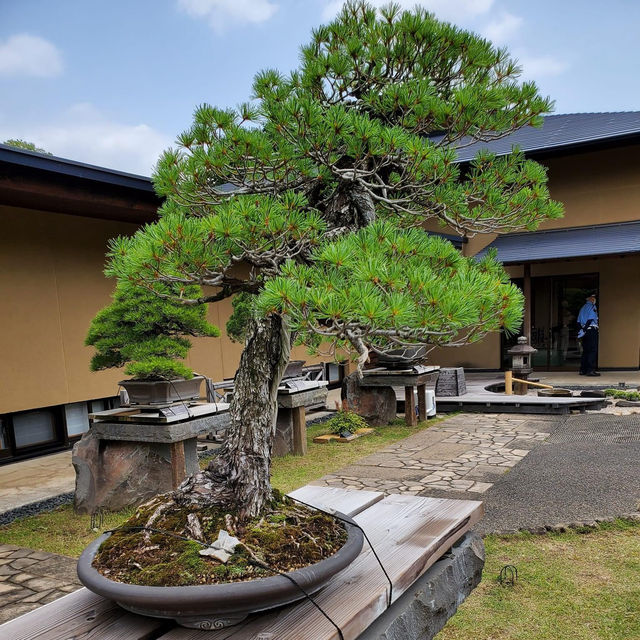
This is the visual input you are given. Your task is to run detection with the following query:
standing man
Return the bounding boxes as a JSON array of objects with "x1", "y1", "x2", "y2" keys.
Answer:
[{"x1": 578, "y1": 293, "x2": 599, "y2": 376}]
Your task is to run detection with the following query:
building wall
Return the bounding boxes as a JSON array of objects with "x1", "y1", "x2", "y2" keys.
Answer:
[
  {"x1": 0, "y1": 205, "x2": 320, "y2": 416},
  {"x1": 434, "y1": 144, "x2": 640, "y2": 370}
]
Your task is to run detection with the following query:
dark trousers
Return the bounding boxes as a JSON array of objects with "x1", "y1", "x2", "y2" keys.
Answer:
[{"x1": 580, "y1": 329, "x2": 599, "y2": 374}]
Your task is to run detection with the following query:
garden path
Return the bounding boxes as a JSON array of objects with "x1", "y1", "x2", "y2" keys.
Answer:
[{"x1": 311, "y1": 413, "x2": 555, "y2": 496}]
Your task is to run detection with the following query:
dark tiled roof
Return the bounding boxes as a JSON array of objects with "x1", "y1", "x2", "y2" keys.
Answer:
[
  {"x1": 442, "y1": 112, "x2": 640, "y2": 162},
  {"x1": 0, "y1": 143, "x2": 155, "y2": 192},
  {"x1": 476, "y1": 221, "x2": 640, "y2": 264}
]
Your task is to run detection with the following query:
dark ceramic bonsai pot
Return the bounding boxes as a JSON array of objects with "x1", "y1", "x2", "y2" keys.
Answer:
[
  {"x1": 119, "y1": 375, "x2": 204, "y2": 405},
  {"x1": 77, "y1": 513, "x2": 363, "y2": 630},
  {"x1": 376, "y1": 346, "x2": 427, "y2": 369},
  {"x1": 282, "y1": 359, "x2": 306, "y2": 379}
]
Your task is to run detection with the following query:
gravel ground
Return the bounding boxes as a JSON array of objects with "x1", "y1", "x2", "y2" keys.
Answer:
[
  {"x1": 476, "y1": 413, "x2": 640, "y2": 534},
  {"x1": 0, "y1": 493, "x2": 74, "y2": 527}
]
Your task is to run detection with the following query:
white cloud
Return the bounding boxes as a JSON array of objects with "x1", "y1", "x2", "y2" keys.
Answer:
[
  {"x1": 0, "y1": 33, "x2": 63, "y2": 77},
  {"x1": 517, "y1": 54, "x2": 569, "y2": 79},
  {"x1": 482, "y1": 12, "x2": 523, "y2": 45},
  {"x1": 321, "y1": 0, "x2": 494, "y2": 22},
  {"x1": 0, "y1": 104, "x2": 171, "y2": 175},
  {"x1": 178, "y1": 0, "x2": 278, "y2": 31}
]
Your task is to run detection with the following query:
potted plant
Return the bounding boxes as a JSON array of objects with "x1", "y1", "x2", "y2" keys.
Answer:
[
  {"x1": 86, "y1": 284, "x2": 219, "y2": 404},
  {"x1": 80, "y1": 1, "x2": 561, "y2": 628}
]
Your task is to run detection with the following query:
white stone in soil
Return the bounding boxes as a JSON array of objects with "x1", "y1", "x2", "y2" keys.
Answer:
[
  {"x1": 199, "y1": 548, "x2": 232, "y2": 563},
  {"x1": 213, "y1": 529, "x2": 241, "y2": 553}
]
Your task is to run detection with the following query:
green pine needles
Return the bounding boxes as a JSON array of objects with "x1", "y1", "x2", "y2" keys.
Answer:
[
  {"x1": 86, "y1": 285, "x2": 219, "y2": 380},
  {"x1": 87, "y1": 1, "x2": 563, "y2": 379},
  {"x1": 258, "y1": 221, "x2": 523, "y2": 366}
]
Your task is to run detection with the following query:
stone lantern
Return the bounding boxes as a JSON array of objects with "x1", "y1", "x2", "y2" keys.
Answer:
[{"x1": 507, "y1": 336, "x2": 537, "y2": 395}]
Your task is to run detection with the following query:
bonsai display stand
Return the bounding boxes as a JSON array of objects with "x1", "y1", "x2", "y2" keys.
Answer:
[
  {"x1": 361, "y1": 365, "x2": 440, "y2": 426},
  {"x1": 275, "y1": 382, "x2": 328, "y2": 457},
  {"x1": 73, "y1": 410, "x2": 230, "y2": 513},
  {"x1": 0, "y1": 486, "x2": 484, "y2": 640}
]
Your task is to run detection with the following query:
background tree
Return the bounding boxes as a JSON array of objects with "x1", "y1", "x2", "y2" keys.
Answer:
[
  {"x1": 3, "y1": 138, "x2": 51, "y2": 155},
  {"x1": 89, "y1": 1, "x2": 562, "y2": 520}
]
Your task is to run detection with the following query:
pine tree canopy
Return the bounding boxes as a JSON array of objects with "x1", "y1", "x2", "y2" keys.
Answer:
[
  {"x1": 258, "y1": 221, "x2": 523, "y2": 365},
  {"x1": 85, "y1": 284, "x2": 219, "y2": 380},
  {"x1": 88, "y1": 1, "x2": 563, "y2": 376}
]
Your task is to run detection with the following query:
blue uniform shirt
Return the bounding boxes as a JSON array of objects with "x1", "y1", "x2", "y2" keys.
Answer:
[{"x1": 577, "y1": 301, "x2": 598, "y2": 338}]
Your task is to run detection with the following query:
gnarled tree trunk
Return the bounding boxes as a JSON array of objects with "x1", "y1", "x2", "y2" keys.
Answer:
[{"x1": 177, "y1": 314, "x2": 290, "y2": 520}]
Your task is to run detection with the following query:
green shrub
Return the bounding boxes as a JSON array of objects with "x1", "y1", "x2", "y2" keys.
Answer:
[
  {"x1": 604, "y1": 388, "x2": 640, "y2": 401},
  {"x1": 326, "y1": 411, "x2": 368, "y2": 435},
  {"x1": 124, "y1": 358, "x2": 194, "y2": 381}
]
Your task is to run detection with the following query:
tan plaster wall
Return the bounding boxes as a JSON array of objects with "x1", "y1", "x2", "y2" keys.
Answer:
[
  {"x1": 0, "y1": 205, "x2": 324, "y2": 415},
  {"x1": 0, "y1": 206, "x2": 139, "y2": 414}
]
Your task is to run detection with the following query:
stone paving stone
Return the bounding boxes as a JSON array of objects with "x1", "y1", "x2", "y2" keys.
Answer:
[
  {"x1": 0, "y1": 602, "x2": 42, "y2": 624},
  {"x1": 312, "y1": 412, "x2": 552, "y2": 500},
  {"x1": 0, "y1": 546, "x2": 81, "y2": 624},
  {"x1": 10, "y1": 557, "x2": 40, "y2": 570}
]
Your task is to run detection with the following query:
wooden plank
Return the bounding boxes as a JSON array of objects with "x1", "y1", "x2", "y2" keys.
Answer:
[
  {"x1": 404, "y1": 386, "x2": 417, "y2": 426},
  {"x1": 287, "y1": 486, "x2": 384, "y2": 517},
  {"x1": 313, "y1": 428, "x2": 375, "y2": 444},
  {"x1": 158, "y1": 494, "x2": 482, "y2": 640},
  {"x1": 0, "y1": 588, "x2": 169, "y2": 640},
  {"x1": 292, "y1": 406, "x2": 307, "y2": 456},
  {"x1": 417, "y1": 383, "x2": 427, "y2": 421},
  {"x1": 170, "y1": 441, "x2": 186, "y2": 489}
]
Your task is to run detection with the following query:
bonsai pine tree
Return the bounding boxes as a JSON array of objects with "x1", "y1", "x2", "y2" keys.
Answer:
[
  {"x1": 89, "y1": 1, "x2": 562, "y2": 520},
  {"x1": 86, "y1": 284, "x2": 219, "y2": 380}
]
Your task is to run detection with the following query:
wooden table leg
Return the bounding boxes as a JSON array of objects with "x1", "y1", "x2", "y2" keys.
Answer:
[
  {"x1": 417, "y1": 383, "x2": 427, "y2": 422},
  {"x1": 292, "y1": 406, "x2": 307, "y2": 456},
  {"x1": 404, "y1": 386, "x2": 417, "y2": 426},
  {"x1": 170, "y1": 441, "x2": 186, "y2": 489}
]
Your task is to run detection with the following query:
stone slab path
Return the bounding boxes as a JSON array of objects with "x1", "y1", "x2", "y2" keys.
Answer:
[
  {"x1": 311, "y1": 413, "x2": 555, "y2": 498},
  {"x1": 0, "y1": 452, "x2": 76, "y2": 514},
  {"x1": 0, "y1": 545, "x2": 81, "y2": 623}
]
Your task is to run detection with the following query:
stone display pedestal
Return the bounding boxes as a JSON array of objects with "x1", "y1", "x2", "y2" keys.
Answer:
[
  {"x1": 435, "y1": 367, "x2": 467, "y2": 397},
  {"x1": 274, "y1": 387, "x2": 328, "y2": 457},
  {"x1": 360, "y1": 366, "x2": 440, "y2": 426},
  {"x1": 73, "y1": 413, "x2": 229, "y2": 514},
  {"x1": 356, "y1": 532, "x2": 484, "y2": 640}
]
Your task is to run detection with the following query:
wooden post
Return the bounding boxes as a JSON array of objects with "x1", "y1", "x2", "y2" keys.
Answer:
[
  {"x1": 417, "y1": 384, "x2": 427, "y2": 422},
  {"x1": 404, "y1": 386, "x2": 417, "y2": 426},
  {"x1": 523, "y1": 263, "x2": 532, "y2": 342},
  {"x1": 292, "y1": 406, "x2": 307, "y2": 456},
  {"x1": 505, "y1": 370, "x2": 513, "y2": 395},
  {"x1": 170, "y1": 441, "x2": 186, "y2": 489}
]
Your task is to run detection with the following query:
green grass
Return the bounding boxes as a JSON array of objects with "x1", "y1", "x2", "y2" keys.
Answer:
[
  {"x1": 0, "y1": 506, "x2": 134, "y2": 557},
  {"x1": 437, "y1": 519, "x2": 640, "y2": 640},
  {"x1": 0, "y1": 415, "x2": 447, "y2": 556}
]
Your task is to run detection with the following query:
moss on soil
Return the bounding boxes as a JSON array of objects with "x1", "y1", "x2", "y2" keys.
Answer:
[{"x1": 93, "y1": 492, "x2": 347, "y2": 587}]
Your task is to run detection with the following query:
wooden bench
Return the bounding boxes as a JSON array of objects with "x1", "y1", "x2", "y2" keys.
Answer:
[{"x1": 0, "y1": 486, "x2": 482, "y2": 640}]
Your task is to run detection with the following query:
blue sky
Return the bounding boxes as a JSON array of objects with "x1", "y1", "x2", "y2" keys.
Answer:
[{"x1": 1, "y1": 0, "x2": 639, "y2": 175}]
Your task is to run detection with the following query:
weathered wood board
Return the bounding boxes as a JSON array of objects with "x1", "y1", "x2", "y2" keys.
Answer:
[
  {"x1": 0, "y1": 488, "x2": 482, "y2": 640},
  {"x1": 90, "y1": 402, "x2": 229, "y2": 424},
  {"x1": 313, "y1": 427, "x2": 376, "y2": 444}
]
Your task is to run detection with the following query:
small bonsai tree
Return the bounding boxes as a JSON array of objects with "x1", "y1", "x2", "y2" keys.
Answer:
[
  {"x1": 86, "y1": 283, "x2": 219, "y2": 380},
  {"x1": 89, "y1": 1, "x2": 562, "y2": 522}
]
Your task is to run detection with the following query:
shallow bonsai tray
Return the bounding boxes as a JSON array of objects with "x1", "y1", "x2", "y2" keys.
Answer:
[
  {"x1": 0, "y1": 486, "x2": 483, "y2": 640},
  {"x1": 313, "y1": 427, "x2": 375, "y2": 443}
]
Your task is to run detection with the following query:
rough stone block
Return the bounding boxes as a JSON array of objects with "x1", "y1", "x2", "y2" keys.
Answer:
[
  {"x1": 73, "y1": 430, "x2": 174, "y2": 514},
  {"x1": 342, "y1": 374, "x2": 397, "y2": 426},
  {"x1": 357, "y1": 532, "x2": 485, "y2": 640},
  {"x1": 435, "y1": 368, "x2": 467, "y2": 397}
]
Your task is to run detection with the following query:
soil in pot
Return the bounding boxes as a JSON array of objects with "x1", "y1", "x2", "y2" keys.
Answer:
[{"x1": 92, "y1": 492, "x2": 348, "y2": 587}]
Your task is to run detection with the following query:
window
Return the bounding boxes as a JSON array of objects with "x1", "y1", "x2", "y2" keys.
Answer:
[
  {"x1": 65, "y1": 402, "x2": 90, "y2": 437},
  {"x1": 12, "y1": 410, "x2": 57, "y2": 448}
]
